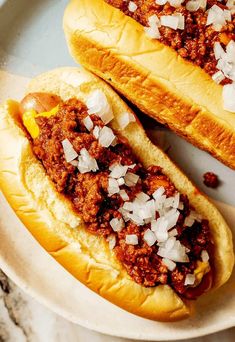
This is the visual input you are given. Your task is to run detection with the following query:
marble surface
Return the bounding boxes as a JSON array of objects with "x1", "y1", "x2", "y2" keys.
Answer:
[{"x1": 0, "y1": 270, "x2": 234, "y2": 342}]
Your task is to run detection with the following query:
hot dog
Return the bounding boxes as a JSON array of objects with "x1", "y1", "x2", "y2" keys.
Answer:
[
  {"x1": 0, "y1": 67, "x2": 233, "y2": 321},
  {"x1": 63, "y1": 0, "x2": 235, "y2": 169}
]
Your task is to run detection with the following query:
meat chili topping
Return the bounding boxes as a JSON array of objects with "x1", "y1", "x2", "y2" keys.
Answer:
[
  {"x1": 30, "y1": 95, "x2": 213, "y2": 299},
  {"x1": 105, "y1": 0, "x2": 235, "y2": 86}
]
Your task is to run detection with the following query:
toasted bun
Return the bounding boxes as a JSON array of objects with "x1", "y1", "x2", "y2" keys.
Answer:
[
  {"x1": 0, "y1": 67, "x2": 233, "y2": 321},
  {"x1": 63, "y1": 0, "x2": 235, "y2": 169}
]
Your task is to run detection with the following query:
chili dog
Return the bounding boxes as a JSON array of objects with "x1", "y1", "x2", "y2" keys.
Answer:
[
  {"x1": 0, "y1": 67, "x2": 233, "y2": 321},
  {"x1": 63, "y1": 0, "x2": 235, "y2": 169}
]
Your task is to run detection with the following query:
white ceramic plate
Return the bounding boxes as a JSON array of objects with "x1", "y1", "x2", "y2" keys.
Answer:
[{"x1": 0, "y1": 0, "x2": 234, "y2": 340}]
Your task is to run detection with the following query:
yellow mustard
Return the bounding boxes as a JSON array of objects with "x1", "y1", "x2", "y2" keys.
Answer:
[{"x1": 22, "y1": 105, "x2": 59, "y2": 139}]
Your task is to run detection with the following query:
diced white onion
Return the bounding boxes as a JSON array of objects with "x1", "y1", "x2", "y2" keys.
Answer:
[
  {"x1": 184, "y1": 274, "x2": 196, "y2": 285},
  {"x1": 153, "y1": 186, "x2": 165, "y2": 199},
  {"x1": 62, "y1": 138, "x2": 78, "y2": 163},
  {"x1": 162, "y1": 258, "x2": 176, "y2": 271},
  {"x1": 144, "y1": 25, "x2": 161, "y2": 39},
  {"x1": 110, "y1": 217, "x2": 124, "y2": 232},
  {"x1": 118, "y1": 112, "x2": 136, "y2": 129},
  {"x1": 127, "y1": 212, "x2": 144, "y2": 225},
  {"x1": 174, "y1": 14, "x2": 185, "y2": 29},
  {"x1": 128, "y1": 1, "x2": 137, "y2": 12},
  {"x1": 160, "y1": 15, "x2": 179, "y2": 30},
  {"x1": 155, "y1": 0, "x2": 167, "y2": 5},
  {"x1": 70, "y1": 160, "x2": 78, "y2": 167},
  {"x1": 169, "y1": 0, "x2": 184, "y2": 7},
  {"x1": 186, "y1": 1, "x2": 200, "y2": 12},
  {"x1": 135, "y1": 192, "x2": 150, "y2": 203},
  {"x1": 173, "y1": 192, "x2": 180, "y2": 209},
  {"x1": 214, "y1": 42, "x2": 225, "y2": 60},
  {"x1": 77, "y1": 148, "x2": 98, "y2": 174},
  {"x1": 98, "y1": 126, "x2": 116, "y2": 148},
  {"x1": 144, "y1": 229, "x2": 157, "y2": 246},
  {"x1": 168, "y1": 228, "x2": 178, "y2": 237},
  {"x1": 108, "y1": 178, "x2": 120, "y2": 196},
  {"x1": 124, "y1": 172, "x2": 139, "y2": 186},
  {"x1": 212, "y1": 70, "x2": 225, "y2": 84},
  {"x1": 93, "y1": 125, "x2": 101, "y2": 139},
  {"x1": 148, "y1": 14, "x2": 161, "y2": 27},
  {"x1": 119, "y1": 189, "x2": 129, "y2": 201},
  {"x1": 158, "y1": 246, "x2": 189, "y2": 262},
  {"x1": 223, "y1": 83, "x2": 235, "y2": 112},
  {"x1": 125, "y1": 234, "x2": 138, "y2": 245},
  {"x1": 86, "y1": 90, "x2": 114, "y2": 124},
  {"x1": 110, "y1": 164, "x2": 128, "y2": 179},
  {"x1": 117, "y1": 177, "x2": 125, "y2": 186},
  {"x1": 157, "y1": 238, "x2": 189, "y2": 262},
  {"x1": 123, "y1": 202, "x2": 134, "y2": 211},
  {"x1": 184, "y1": 215, "x2": 195, "y2": 227},
  {"x1": 201, "y1": 250, "x2": 210, "y2": 262},
  {"x1": 107, "y1": 235, "x2": 116, "y2": 250},
  {"x1": 206, "y1": 5, "x2": 229, "y2": 31},
  {"x1": 83, "y1": 116, "x2": 93, "y2": 131}
]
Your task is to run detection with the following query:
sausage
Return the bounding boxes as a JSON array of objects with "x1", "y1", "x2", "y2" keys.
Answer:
[{"x1": 19, "y1": 92, "x2": 61, "y2": 115}]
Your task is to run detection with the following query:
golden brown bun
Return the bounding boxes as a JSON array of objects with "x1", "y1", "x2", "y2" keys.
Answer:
[
  {"x1": 0, "y1": 67, "x2": 233, "y2": 322},
  {"x1": 63, "y1": 0, "x2": 235, "y2": 170}
]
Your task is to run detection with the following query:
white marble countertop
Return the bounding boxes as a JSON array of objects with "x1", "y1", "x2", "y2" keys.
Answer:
[{"x1": 0, "y1": 270, "x2": 234, "y2": 342}]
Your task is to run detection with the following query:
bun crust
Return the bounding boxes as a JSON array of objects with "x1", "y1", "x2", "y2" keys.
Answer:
[
  {"x1": 0, "y1": 67, "x2": 233, "y2": 321},
  {"x1": 63, "y1": 0, "x2": 235, "y2": 169}
]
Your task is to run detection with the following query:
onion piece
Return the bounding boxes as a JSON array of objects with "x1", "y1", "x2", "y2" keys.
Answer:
[
  {"x1": 62, "y1": 138, "x2": 78, "y2": 163},
  {"x1": 108, "y1": 178, "x2": 120, "y2": 196},
  {"x1": 153, "y1": 186, "x2": 165, "y2": 199},
  {"x1": 119, "y1": 189, "x2": 129, "y2": 201},
  {"x1": 155, "y1": 0, "x2": 167, "y2": 5},
  {"x1": 174, "y1": 14, "x2": 185, "y2": 29},
  {"x1": 110, "y1": 217, "x2": 124, "y2": 232},
  {"x1": 127, "y1": 213, "x2": 144, "y2": 225},
  {"x1": 158, "y1": 246, "x2": 189, "y2": 262},
  {"x1": 186, "y1": 1, "x2": 201, "y2": 12},
  {"x1": 144, "y1": 229, "x2": 157, "y2": 246},
  {"x1": 214, "y1": 42, "x2": 225, "y2": 60},
  {"x1": 70, "y1": 160, "x2": 78, "y2": 167},
  {"x1": 93, "y1": 126, "x2": 101, "y2": 139},
  {"x1": 160, "y1": 15, "x2": 179, "y2": 30},
  {"x1": 135, "y1": 192, "x2": 150, "y2": 203},
  {"x1": 128, "y1": 1, "x2": 137, "y2": 12},
  {"x1": 117, "y1": 177, "x2": 125, "y2": 186},
  {"x1": 162, "y1": 258, "x2": 176, "y2": 271},
  {"x1": 168, "y1": 228, "x2": 178, "y2": 237},
  {"x1": 212, "y1": 70, "x2": 225, "y2": 84},
  {"x1": 98, "y1": 126, "x2": 116, "y2": 148},
  {"x1": 107, "y1": 235, "x2": 116, "y2": 250},
  {"x1": 184, "y1": 274, "x2": 196, "y2": 286},
  {"x1": 110, "y1": 164, "x2": 128, "y2": 179},
  {"x1": 144, "y1": 25, "x2": 161, "y2": 39},
  {"x1": 77, "y1": 148, "x2": 98, "y2": 174},
  {"x1": 125, "y1": 234, "x2": 138, "y2": 245},
  {"x1": 118, "y1": 112, "x2": 136, "y2": 129},
  {"x1": 83, "y1": 116, "x2": 93, "y2": 131},
  {"x1": 148, "y1": 14, "x2": 161, "y2": 27},
  {"x1": 86, "y1": 90, "x2": 114, "y2": 124},
  {"x1": 169, "y1": 0, "x2": 184, "y2": 7},
  {"x1": 201, "y1": 250, "x2": 210, "y2": 262},
  {"x1": 124, "y1": 172, "x2": 139, "y2": 187},
  {"x1": 123, "y1": 202, "x2": 134, "y2": 211}
]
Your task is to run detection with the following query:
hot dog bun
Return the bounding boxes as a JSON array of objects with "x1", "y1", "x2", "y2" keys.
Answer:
[
  {"x1": 0, "y1": 67, "x2": 233, "y2": 321},
  {"x1": 63, "y1": 0, "x2": 235, "y2": 169}
]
